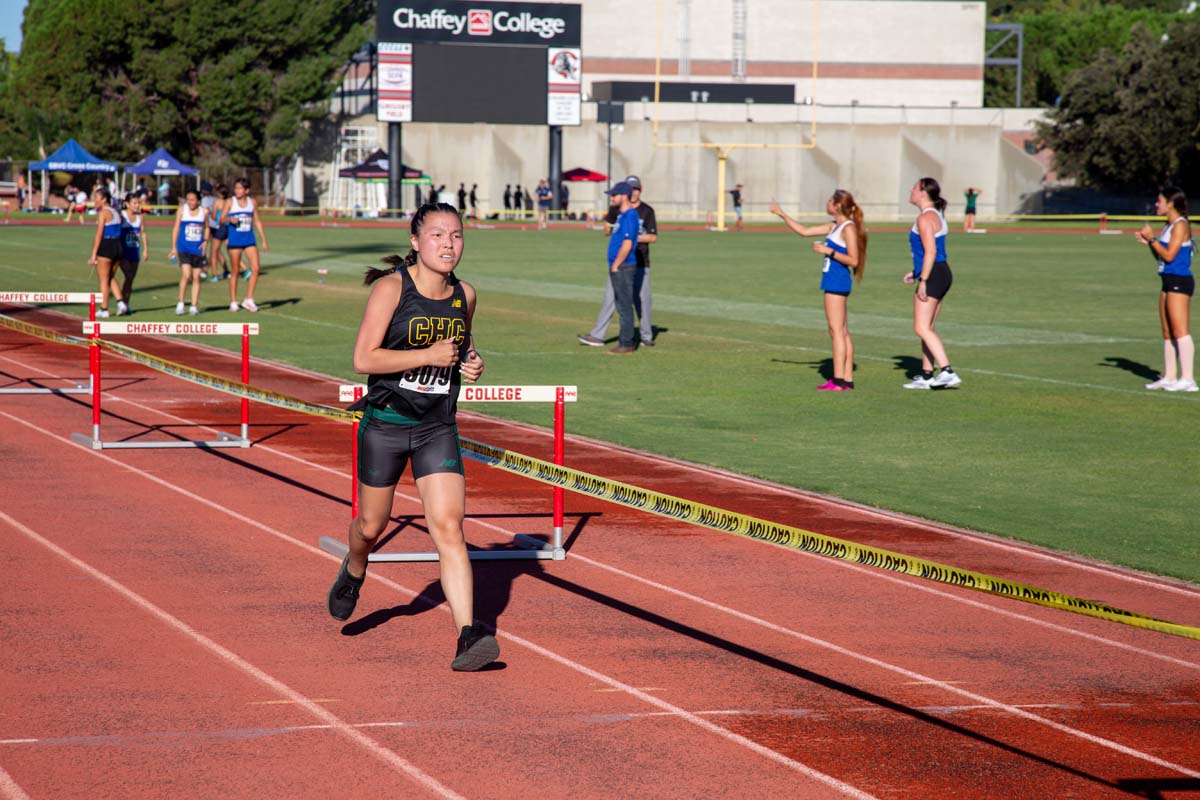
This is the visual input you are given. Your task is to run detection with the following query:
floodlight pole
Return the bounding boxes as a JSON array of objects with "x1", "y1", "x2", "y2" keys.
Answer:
[
  {"x1": 715, "y1": 147, "x2": 731, "y2": 232},
  {"x1": 548, "y1": 125, "x2": 563, "y2": 217},
  {"x1": 387, "y1": 122, "x2": 403, "y2": 218}
]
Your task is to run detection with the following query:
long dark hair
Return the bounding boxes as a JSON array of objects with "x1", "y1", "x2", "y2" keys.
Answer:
[
  {"x1": 364, "y1": 202, "x2": 462, "y2": 285},
  {"x1": 1160, "y1": 186, "x2": 1188, "y2": 216},
  {"x1": 918, "y1": 177, "x2": 947, "y2": 213},
  {"x1": 830, "y1": 189, "x2": 867, "y2": 281}
]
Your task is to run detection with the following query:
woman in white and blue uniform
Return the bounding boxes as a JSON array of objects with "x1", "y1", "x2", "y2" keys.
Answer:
[
  {"x1": 169, "y1": 189, "x2": 209, "y2": 315},
  {"x1": 87, "y1": 187, "x2": 126, "y2": 317},
  {"x1": 903, "y1": 177, "x2": 960, "y2": 389},
  {"x1": 1136, "y1": 187, "x2": 1195, "y2": 391},
  {"x1": 222, "y1": 178, "x2": 268, "y2": 312},
  {"x1": 770, "y1": 189, "x2": 867, "y2": 391},
  {"x1": 116, "y1": 195, "x2": 148, "y2": 314}
]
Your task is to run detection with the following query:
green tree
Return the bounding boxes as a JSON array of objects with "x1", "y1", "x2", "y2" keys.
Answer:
[
  {"x1": 10, "y1": 0, "x2": 370, "y2": 168},
  {"x1": 1036, "y1": 19, "x2": 1200, "y2": 191}
]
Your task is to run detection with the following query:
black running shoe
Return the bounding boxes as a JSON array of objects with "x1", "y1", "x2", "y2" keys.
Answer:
[
  {"x1": 451, "y1": 624, "x2": 499, "y2": 672},
  {"x1": 327, "y1": 556, "x2": 365, "y2": 620}
]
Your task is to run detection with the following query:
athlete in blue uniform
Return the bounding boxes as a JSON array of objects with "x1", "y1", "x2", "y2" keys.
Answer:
[
  {"x1": 117, "y1": 195, "x2": 148, "y2": 314},
  {"x1": 223, "y1": 178, "x2": 268, "y2": 312},
  {"x1": 88, "y1": 187, "x2": 126, "y2": 318},
  {"x1": 770, "y1": 190, "x2": 867, "y2": 390},
  {"x1": 325, "y1": 203, "x2": 498, "y2": 671},
  {"x1": 1136, "y1": 187, "x2": 1195, "y2": 391},
  {"x1": 169, "y1": 190, "x2": 209, "y2": 316},
  {"x1": 903, "y1": 177, "x2": 960, "y2": 389}
]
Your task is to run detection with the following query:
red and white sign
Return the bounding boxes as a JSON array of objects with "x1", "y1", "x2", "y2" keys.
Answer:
[
  {"x1": 467, "y1": 9, "x2": 492, "y2": 35},
  {"x1": 1, "y1": 292, "x2": 100, "y2": 304},
  {"x1": 339, "y1": 384, "x2": 578, "y2": 403},
  {"x1": 546, "y1": 47, "x2": 581, "y2": 126},
  {"x1": 83, "y1": 322, "x2": 259, "y2": 336},
  {"x1": 377, "y1": 43, "x2": 413, "y2": 123}
]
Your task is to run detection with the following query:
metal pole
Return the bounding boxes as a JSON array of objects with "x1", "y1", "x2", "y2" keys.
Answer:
[
  {"x1": 548, "y1": 125, "x2": 563, "y2": 219},
  {"x1": 240, "y1": 325, "x2": 250, "y2": 443},
  {"x1": 716, "y1": 148, "x2": 728, "y2": 232},
  {"x1": 387, "y1": 122, "x2": 403, "y2": 217}
]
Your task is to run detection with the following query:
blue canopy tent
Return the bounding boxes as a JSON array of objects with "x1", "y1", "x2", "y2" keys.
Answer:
[
  {"x1": 29, "y1": 139, "x2": 117, "y2": 208},
  {"x1": 124, "y1": 148, "x2": 200, "y2": 204}
]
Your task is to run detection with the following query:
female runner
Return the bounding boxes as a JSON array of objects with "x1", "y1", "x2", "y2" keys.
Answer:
[
  {"x1": 770, "y1": 191, "x2": 867, "y2": 390},
  {"x1": 87, "y1": 187, "x2": 126, "y2": 317},
  {"x1": 222, "y1": 178, "x2": 268, "y2": 311},
  {"x1": 116, "y1": 195, "x2": 148, "y2": 313},
  {"x1": 1136, "y1": 187, "x2": 1195, "y2": 392},
  {"x1": 168, "y1": 190, "x2": 209, "y2": 315},
  {"x1": 326, "y1": 202, "x2": 496, "y2": 671},
  {"x1": 903, "y1": 178, "x2": 961, "y2": 389}
]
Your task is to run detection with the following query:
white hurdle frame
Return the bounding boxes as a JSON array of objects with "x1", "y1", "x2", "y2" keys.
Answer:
[
  {"x1": 318, "y1": 384, "x2": 577, "y2": 563},
  {"x1": 71, "y1": 320, "x2": 259, "y2": 450},
  {"x1": 0, "y1": 292, "x2": 100, "y2": 395}
]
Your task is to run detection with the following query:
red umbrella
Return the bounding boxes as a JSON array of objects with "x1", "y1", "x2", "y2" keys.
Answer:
[{"x1": 562, "y1": 167, "x2": 608, "y2": 182}]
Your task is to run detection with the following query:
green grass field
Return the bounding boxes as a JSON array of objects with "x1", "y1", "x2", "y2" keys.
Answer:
[{"x1": 3, "y1": 220, "x2": 1197, "y2": 582}]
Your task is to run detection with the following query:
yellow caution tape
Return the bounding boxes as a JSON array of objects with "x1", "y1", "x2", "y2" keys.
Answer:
[
  {"x1": 458, "y1": 439, "x2": 1200, "y2": 642},
  {"x1": 5, "y1": 313, "x2": 1198, "y2": 640}
]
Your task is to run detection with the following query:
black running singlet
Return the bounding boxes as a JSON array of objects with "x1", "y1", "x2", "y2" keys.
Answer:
[{"x1": 360, "y1": 267, "x2": 469, "y2": 424}]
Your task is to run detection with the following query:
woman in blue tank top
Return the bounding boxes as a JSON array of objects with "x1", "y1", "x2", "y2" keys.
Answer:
[
  {"x1": 1136, "y1": 187, "x2": 1196, "y2": 392},
  {"x1": 903, "y1": 177, "x2": 960, "y2": 389},
  {"x1": 116, "y1": 195, "x2": 148, "y2": 314},
  {"x1": 87, "y1": 187, "x2": 127, "y2": 318},
  {"x1": 325, "y1": 203, "x2": 498, "y2": 672},
  {"x1": 770, "y1": 190, "x2": 867, "y2": 391},
  {"x1": 222, "y1": 178, "x2": 268, "y2": 312}
]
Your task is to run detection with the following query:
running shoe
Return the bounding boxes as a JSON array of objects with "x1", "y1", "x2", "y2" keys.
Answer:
[
  {"x1": 1145, "y1": 377, "x2": 1175, "y2": 390},
  {"x1": 221, "y1": 271, "x2": 231, "y2": 281},
  {"x1": 199, "y1": 270, "x2": 208, "y2": 280},
  {"x1": 188, "y1": 305, "x2": 199, "y2": 316},
  {"x1": 326, "y1": 555, "x2": 365, "y2": 621},
  {"x1": 451, "y1": 623, "x2": 499, "y2": 672},
  {"x1": 96, "y1": 308, "x2": 110, "y2": 318},
  {"x1": 930, "y1": 370, "x2": 962, "y2": 389},
  {"x1": 228, "y1": 301, "x2": 240, "y2": 312},
  {"x1": 241, "y1": 298, "x2": 259, "y2": 312},
  {"x1": 116, "y1": 300, "x2": 129, "y2": 316},
  {"x1": 577, "y1": 333, "x2": 605, "y2": 347},
  {"x1": 175, "y1": 301, "x2": 185, "y2": 315},
  {"x1": 903, "y1": 375, "x2": 931, "y2": 390},
  {"x1": 1164, "y1": 379, "x2": 1198, "y2": 392},
  {"x1": 816, "y1": 380, "x2": 841, "y2": 391},
  {"x1": 640, "y1": 338, "x2": 656, "y2": 348},
  {"x1": 241, "y1": 269, "x2": 252, "y2": 279}
]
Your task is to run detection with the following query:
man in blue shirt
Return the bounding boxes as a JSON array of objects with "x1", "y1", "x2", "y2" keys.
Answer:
[{"x1": 606, "y1": 181, "x2": 640, "y2": 354}]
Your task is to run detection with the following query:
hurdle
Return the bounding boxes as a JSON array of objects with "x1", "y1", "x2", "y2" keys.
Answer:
[
  {"x1": 70, "y1": 320, "x2": 258, "y2": 450},
  {"x1": 0, "y1": 292, "x2": 100, "y2": 395},
  {"x1": 319, "y1": 384, "x2": 576, "y2": 562}
]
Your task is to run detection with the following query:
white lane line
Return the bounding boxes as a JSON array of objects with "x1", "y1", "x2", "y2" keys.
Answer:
[
  {"x1": 0, "y1": 509, "x2": 464, "y2": 800},
  {"x1": 0, "y1": 412, "x2": 877, "y2": 800},
  {"x1": 4, "y1": 347, "x2": 1194, "y2": 669},
  {"x1": 0, "y1": 765, "x2": 32, "y2": 800}
]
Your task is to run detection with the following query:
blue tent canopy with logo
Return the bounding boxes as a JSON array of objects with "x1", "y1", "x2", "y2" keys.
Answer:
[
  {"x1": 125, "y1": 147, "x2": 198, "y2": 176},
  {"x1": 29, "y1": 138, "x2": 117, "y2": 172}
]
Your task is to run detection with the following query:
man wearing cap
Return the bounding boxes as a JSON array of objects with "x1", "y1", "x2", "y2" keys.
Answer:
[
  {"x1": 601, "y1": 182, "x2": 640, "y2": 355},
  {"x1": 579, "y1": 174, "x2": 658, "y2": 348}
]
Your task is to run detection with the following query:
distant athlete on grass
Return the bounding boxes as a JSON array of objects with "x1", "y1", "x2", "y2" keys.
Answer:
[
  {"x1": 770, "y1": 190, "x2": 867, "y2": 391},
  {"x1": 1135, "y1": 186, "x2": 1196, "y2": 392},
  {"x1": 222, "y1": 178, "x2": 268, "y2": 312},
  {"x1": 87, "y1": 187, "x2": 126, "y2": 318},
  {"x1": 902, "y1": 177, "x2": 961, "y2": 389},
  {"x1": 326, "y1": 202, "x2": 498, "y2": 671},
  {"x1": 169, "y1": 190, "x2": 209, "y2": 316},
  {"x1": 117, "y1": 195, "x2": 148, "y2": 313}
]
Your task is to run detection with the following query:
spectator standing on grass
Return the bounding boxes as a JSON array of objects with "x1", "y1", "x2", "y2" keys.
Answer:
[
  {"x1": 117, "y1": 194, "x2": 148, "y2": 313},
  {"x1": 326, "y1": 202, "x2": 498, "y2": 672},
  {"x1": 600, "y1": 181, "x2": 640, "y2": 355},
  {"x1": 902, "y1": 177, "x2": 961, "y2": 390},
  {"x1": 223, "y1": 177, "x2": 268, "y2": 312},
  {"x1": 729, "y1": 183, "x2": 744, "y2": 231},
  {"x1": 770, "y1": 191, "x2": 867, "y2": 391},
  {"x1": 1136, "y1": 186, "x2": 1196, "y2": 392},
  {"x1": 457, "y1": 183, "x2": 467, "y2": 213},
  {"x1": 169, "y1": 189, "x2": 209, "y2": 316},
  {"x1": 16, "y1": 173, "x2": 28, "y2": 212},
  {"x1": 536, "y1": 179, "x2": 552, "y2": 229},
  {"x1": 503, "y1": 184, "x2": 512, "y2": 219},
  {"x1": 88, "y1": 187, "x2": 127, "y2": 318},
  {"x1": 158, "y1": 177, "x2": 171, "y2": 212},
  {"x1": 964, "y1": 187, "x2": 981, "y2": 233},
  {"x1": 560, "y1": 181, "x2": 569, "y2": 217},
  {"x1": 579, "y1": 175, "x2": 658, "y2": 348},
  {"x1": 523, "y1": 186, "x2": 534, "y2": 220},
  {"x1": 513, "y1": 184, "x2": 523, "y2": 220},
  {"x1": 469, "y1": 184, "x2": 479, "y2": 219}
]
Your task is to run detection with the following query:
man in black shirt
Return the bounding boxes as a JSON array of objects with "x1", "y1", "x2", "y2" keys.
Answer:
[
  {"x1": 503, "y1": 185, "x2": 512, "y2": 219},
  {"x1": 578, "y1": 174, "x2": 659, "y2": 347}
]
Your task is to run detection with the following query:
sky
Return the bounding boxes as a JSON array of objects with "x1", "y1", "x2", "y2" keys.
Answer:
[{"x1": 0, "y1": 0, "x2": 27, "y2": 53}]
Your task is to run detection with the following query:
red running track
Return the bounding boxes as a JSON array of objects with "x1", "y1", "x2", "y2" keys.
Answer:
[{"x1": 1, "y1": 305, "x2": 1198, "y2": 799}]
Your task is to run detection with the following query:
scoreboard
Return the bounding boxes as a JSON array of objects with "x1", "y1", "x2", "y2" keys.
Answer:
[{"x1": 377, "y1": 0, "x2": 582, "y2": 126}]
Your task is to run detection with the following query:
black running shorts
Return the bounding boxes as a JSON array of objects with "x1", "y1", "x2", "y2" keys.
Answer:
[
  {"x1": 211, "y1": 225, "x2": 228, "y2": 241},
  {"x1": 357, "y1": 406, "x2": 463, "y2": 487},
  {"x1": 178, "y1": 252, "x2": 206, "y2": 268},
  {"x1": 918, "y1": 261, "x2": 953, "y2": 300},
  {"x1": 1162, "y1": 274, "x2": 1195, "y2": 296},
  {"x1": 97, "y1": 238, "x2": 122, "y2": 262}
]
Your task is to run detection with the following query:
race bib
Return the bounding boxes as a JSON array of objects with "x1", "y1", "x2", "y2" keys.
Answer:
[
  {"x1": 396, "y1": 365, "x2": 453, "y2": 395},
  {"x1": 124, "y1": 230, "x2": 139, "y2": 248},
  {"x1": 236, "y1": 217, "x2": 252, "y2": 232},
  {"x1": 822, "y1": 256, "x2": 831, "y2": 273},
  {"x1": 185, "y1": 225, "x2": 203, "y2": 242}
]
